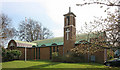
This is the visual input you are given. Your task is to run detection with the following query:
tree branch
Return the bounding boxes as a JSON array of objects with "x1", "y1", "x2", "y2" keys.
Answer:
[{"x1": 76, "y1": 2, "x2": 120, "y2": 6}]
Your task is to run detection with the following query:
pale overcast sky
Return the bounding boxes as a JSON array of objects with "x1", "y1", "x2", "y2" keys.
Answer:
[{"x1": 0, "y1": 0, "x2": 118, "y2": 38}]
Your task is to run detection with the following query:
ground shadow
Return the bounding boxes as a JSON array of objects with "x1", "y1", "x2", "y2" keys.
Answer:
[{"x1": 26, "y1": 62, "x2": 60, "y2": 68}]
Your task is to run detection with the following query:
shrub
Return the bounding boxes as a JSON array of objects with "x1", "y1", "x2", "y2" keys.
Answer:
[
  {"x1": 6, "y1": 51, "x2": 14, "y2": 61},
  {"x1": 52, "y1": 52, "x2": 62, "y2": 62},
  {"x1": 52, "y1": 56, "x2": 62, "y2": 62},
  {"x1": 52, "y1": 52, "x2": 58, "y2": 57},
  {"x1": 2, "y1": 47, "x2": 6, "y2": 58},
  {"x1": 61, "y1": 52, "x2": 85, "y2": 63},
  {"x1": 52, "y1": 51, "x2": 85, "y2": 63},
  {"x1": 10, "y1": 50, "x2": 22, "y2": 59},
  {"x1": 2, "y1": 47, "x2": 8, "y2": 62},
  {"x1": 2, "y1": 48, "x2": 22, "y2": 62}
]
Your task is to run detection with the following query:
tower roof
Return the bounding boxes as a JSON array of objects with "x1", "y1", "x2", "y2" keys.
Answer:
[{"x1": 63, "y1": 7, "x2": 76, "y2": 17}]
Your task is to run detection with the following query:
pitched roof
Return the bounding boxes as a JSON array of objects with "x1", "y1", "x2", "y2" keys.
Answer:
[
  {"x1": 76, "y1": 32, "x2": 105, "y2": 43},
  {"x1": 63, "y1": 12, "x2": 76, "y2": 17},
  {"x1": 32, "y1": 32, "x2": 105, "y2": 47},
  {"x1": 32, "y1": 37, "x2": 63, "y2": 47}
]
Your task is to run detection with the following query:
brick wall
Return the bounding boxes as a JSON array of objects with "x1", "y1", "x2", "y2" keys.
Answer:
[
  {"x1": 17, "y1": 47, "x2": 35, "y2": 60},
  {"x1": 13, "y1": 45, "x2": 63, "y2": 60},
  {"x1": 40, "y1": 47, "x2": 50, "y2": 60},
  {"x1": 36, "y1": 47, "x2": 40, "y2": 59},
  {"x1": 75, "y1": 44, "x2": 105, "y2": 64},
  {"x1": 8, "y1": 41, "x2": 105, "y2": 63},
  {"x1": 94, "y1": 50, "x2": 104, "y2": 63},
  {"x1": 58, "y1": 45, "x2": 63, "y2": 56},
  {"x1": 27, "y1": 48, "x2": 34, "y2": 60}
]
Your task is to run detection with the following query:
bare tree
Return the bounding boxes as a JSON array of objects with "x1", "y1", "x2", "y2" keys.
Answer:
[
  {"x1": 76, "y1": 0, "x2": 120, "y2": 47},
  {"x1": 95, "y1": 11, "x2": 120, "y2": 48},
  {"x1": 18, "y1": 18, "x2": 53, "y2": 42},
  {"x1": 0, "y1": 13, "x2": 17, "y2": 47},
  {"x1": 76, "y1": 0, "x2": 120, "y2": 7},
  {"x1": 77, "y1": 20, "x2": 106, "y2": 61},
  {"x1": 75, "y1": 0, "x2": 120, "y2": 59}
]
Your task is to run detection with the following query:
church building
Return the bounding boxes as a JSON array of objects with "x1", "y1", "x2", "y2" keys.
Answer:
[{"x1": 7, "y1": 7, "x2": 108, "y2": 63}]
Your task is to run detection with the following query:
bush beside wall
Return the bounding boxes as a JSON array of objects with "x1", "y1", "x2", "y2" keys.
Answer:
[
  {"x1": 2, "y1": 47, "x2": 22, "y2": 62},
  {"x1": 52, "y1": 52, "x2": 85, "y2": 63}
]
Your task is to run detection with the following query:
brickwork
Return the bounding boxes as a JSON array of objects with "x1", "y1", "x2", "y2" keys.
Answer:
[
  {"x1": 36, "y1": 47, "x2": 40, "y2": 59},
  {"x1": 40, "y1": 47, "x2": 50, "y2": 60},
  {"x1": 58, "y1": 45, "x2": 63, "y2": 56},
  {"x1": 94, "y1": 50, "x2": 104, "y2": 63},
  {"x1": 75, "y1": 43, "x2": 105, "y2": 63},
  {"x1": 7, "y1": 39, "x2": 106, "y2": 64},
  {"x1": 63, "y1": 10, "x2": 76, "y2": 54},
  {"x1": 27, "y1": 48, "x2": 34, "y2": 60}
]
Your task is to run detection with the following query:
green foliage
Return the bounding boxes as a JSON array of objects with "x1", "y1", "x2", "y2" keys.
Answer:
[
  {"x1": 62, "y1": 52, "x2": 85, "y2": 63},
  {"x1": 52, "y1": 52, "x2": 58, "y2": 57},
  {"x1": 2, "y1": 47, "x2": 6, "y2": 57},
  {"x1": 6, "y1": 50, "x2": 14, "y2": 61},
  {"x1": 10, "y1": 50, "x2": 22, "y2": 59},
  {"x1": 2, "y1": 48, "x2": 22, "y2": 62},
  {"x1": 2, "y1": 47, "x2": 8, "y2": 61},
  {"x1": 52, "y1": 51, "x2": 85, "y2": 63},
  {"x1": 52, "y1": 55, "x2": 62, "y2": 62},
  {"x1": 52, "y1": 52, "x2": 61, "y2": 62},
  {"x1": 107, "y1": 50, "x2": 114, "y2": 60}
]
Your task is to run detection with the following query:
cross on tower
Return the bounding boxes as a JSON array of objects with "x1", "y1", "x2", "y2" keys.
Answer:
[
  {"x1": 63, "y1": 7, "x2": 76, "y2": 54},
  {"x1": 66, "y1": 29, "x2": 70, "y2": 40}
]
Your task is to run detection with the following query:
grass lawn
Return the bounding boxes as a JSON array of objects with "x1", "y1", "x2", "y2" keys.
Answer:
[
  {"x1": 2, "y1": 60, "x2": 105, "y2": 68},
  {"x1": 2, "y1": 60, "x2": 120, "y2": 70}
]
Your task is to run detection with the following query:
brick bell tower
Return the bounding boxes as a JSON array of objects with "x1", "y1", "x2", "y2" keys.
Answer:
[{"x1": 63, "y1": 7, "x2": 76, "y2": 54}]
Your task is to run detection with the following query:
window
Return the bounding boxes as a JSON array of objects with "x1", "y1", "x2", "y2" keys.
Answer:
[
  {"x1": 10, "y1": 46, "x2": 15, "y2": 50},
  {"x1": 73, "y1": 17, "x2": 75, "y2": 26},
  {"x1": 53, "y1": 46, "x2": 55, "y2": 52},
  {"x1": 66, "y1": 18, "x2": 68, "y2": 26},
  {"x1": 91, "y1": 55, "x2": 95, "y2": 62},
  {"x1": 66, "y1": 16, "x2": 70, "y2": 25},
  {"x1": 57, "y1": 46, "x2": 59, "y2": 52},
  {"x1": 67, "y1": 50, "x2": 69, "y2": 53},
  {"x1": 52, "y1": 43, "x2": 57, "y2": 46},
  {"x1": 115, "y1": 50, "x2": 120, "y2": 57},
  {"x1": 10, "y1": 46, "x2": 12, "y2": 50},
  {"x1": 71, "y1": 16, "x2": 72, "y2": 24}
]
